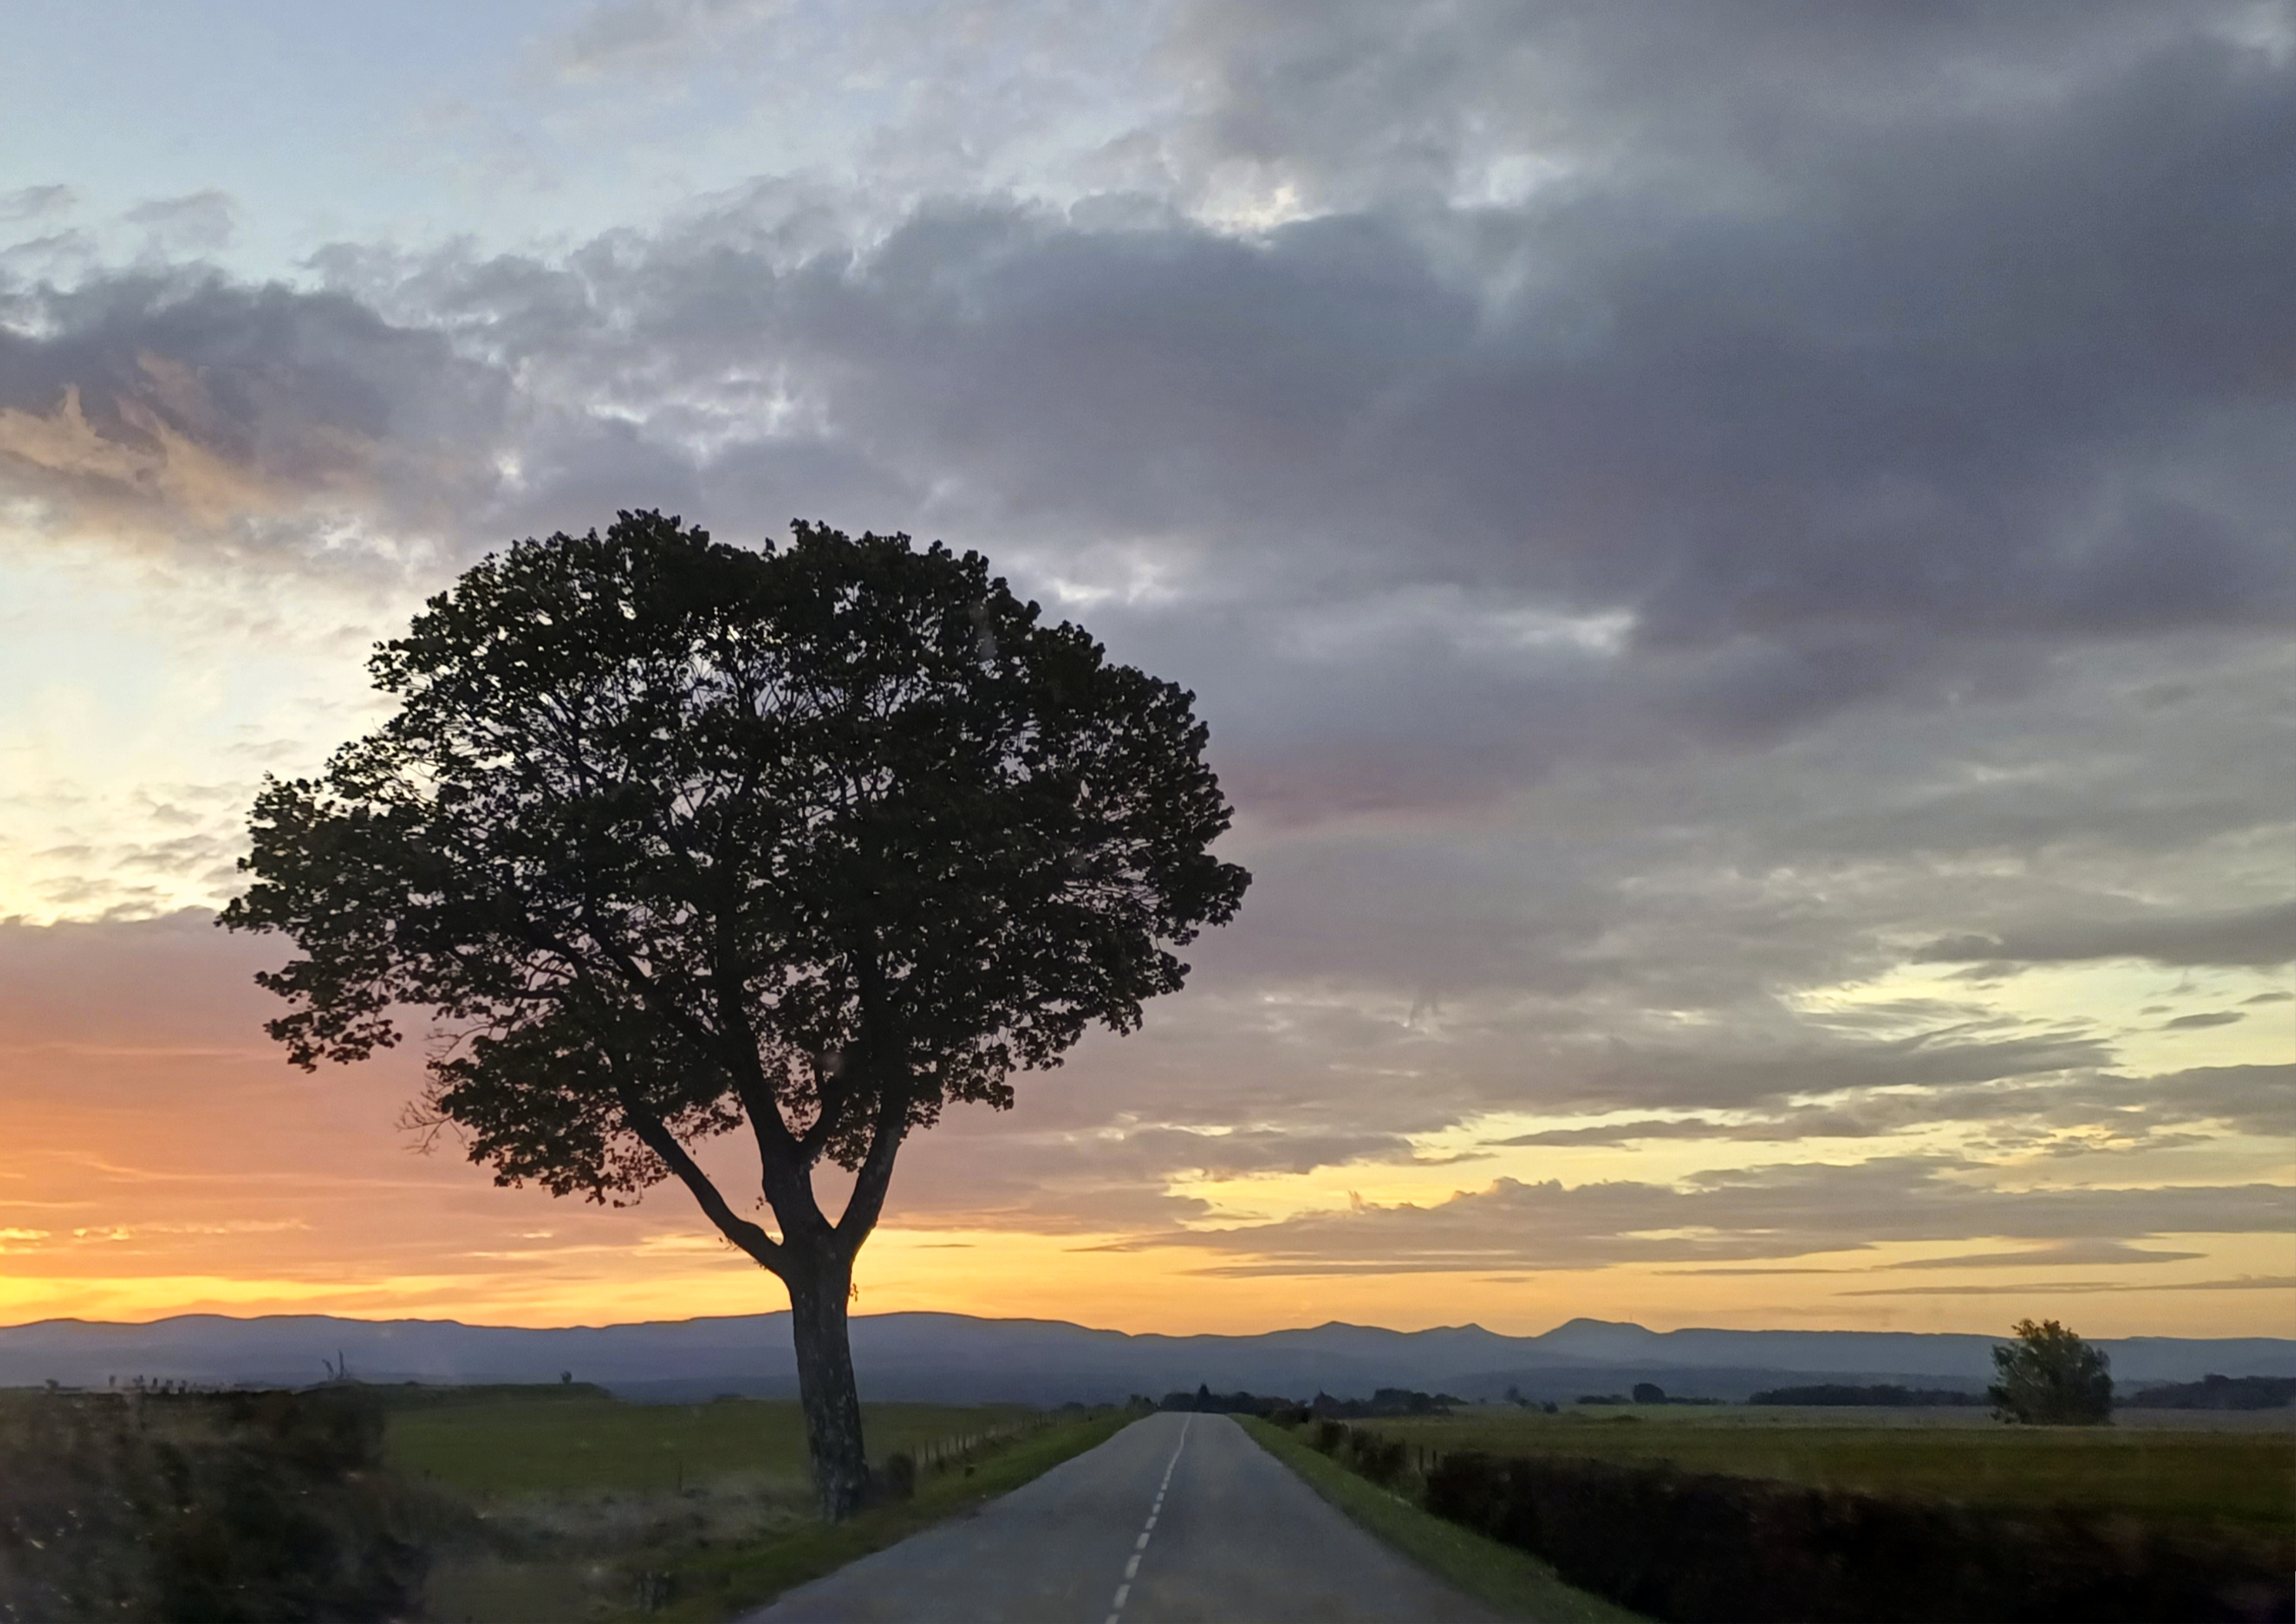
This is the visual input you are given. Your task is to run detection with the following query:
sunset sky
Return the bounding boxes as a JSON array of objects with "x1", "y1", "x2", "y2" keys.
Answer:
[{"x1": 1, "y1": 0, "x2": 2289, "y2": 1339}]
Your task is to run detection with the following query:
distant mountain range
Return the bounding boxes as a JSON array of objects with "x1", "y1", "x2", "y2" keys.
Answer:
[{"x1": 6, "y1": 1312, "x2": 2292, "y2": 1405}]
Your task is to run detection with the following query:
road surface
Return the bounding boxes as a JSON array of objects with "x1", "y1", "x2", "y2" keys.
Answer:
[{"x1": 750, "y1": 1411, "x2": 1498, "y2": 1623}]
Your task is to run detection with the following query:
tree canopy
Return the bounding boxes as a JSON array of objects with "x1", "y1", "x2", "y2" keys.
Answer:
[
  {"x1": 1988, "y1": 1318, "x2": 2113, "y2": 1425},
  {"x1": 222, "y1": 512, "x2": 1249, "y2": 1512}
]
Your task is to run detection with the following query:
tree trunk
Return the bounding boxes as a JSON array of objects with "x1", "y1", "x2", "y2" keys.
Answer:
[{"x1": 785, "y1": 1242, "x2": 870, "y2": 1520}]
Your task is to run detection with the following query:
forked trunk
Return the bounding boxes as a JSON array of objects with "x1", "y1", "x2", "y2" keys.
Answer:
[{"x1": 785, "y1": 1244, "x2": 870, "y2": 1520}]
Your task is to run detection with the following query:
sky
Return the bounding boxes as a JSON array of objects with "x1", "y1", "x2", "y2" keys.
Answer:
[{"x1": 0, "y1": 0, "x2": 2290, "y2": 1339}]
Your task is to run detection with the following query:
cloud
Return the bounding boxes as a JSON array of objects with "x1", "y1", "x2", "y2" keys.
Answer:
[
  {"x1": 9, "y1": 6, "x2": 2288, "y2": 763},
  {"x1": 0, "y1": 272, "x2": 513, "y2": 571},
  {"x1": 552, "y1": 0, "x2": 785, "y2": 75},
  {"x1": 1840, "y1": 1275, "x2": 2296, "y2": 1298},
  {"x1": 1476, "y1": 1064, "x2": 2295, "y2": 1151},
  {"x1": 2162, "y1": 1011, "x2": 2246, "y2": 1031},
  {"x1": 122, "y1": 191, "x2": 236, "y2": 253},
  {"x1": 1658, "y1": 1238, "x2": 2210, "y2": 1278},
  {"x1": 1118, "y1": 1159, "x2": 2296, "y2": 1275},
  {"x1": 1914, "y1": 899, "x2": 2296, "y2": 970},
  {"x1": 1875, "y1": 1240, "x2": 2204, "y2": 1271},
  {"x1": 0, "y1": 185, "x2": 75, "y2": 223}
]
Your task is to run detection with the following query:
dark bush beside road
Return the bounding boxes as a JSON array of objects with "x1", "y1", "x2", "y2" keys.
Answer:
[
  {"x1": 1422, "y1": 1449, "x2": 2291, "y2": 1623},
  {"x1": 0, "y1": 1388, "x2": 446, "y2": 1623}
]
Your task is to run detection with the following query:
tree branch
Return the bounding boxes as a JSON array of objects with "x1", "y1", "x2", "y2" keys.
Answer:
[
  {"x1": 833, "y1": 1074, "x2": 910, "y2": 1258},
  {"x1": 617, "y1": 1088, "x2": 786, "y2": 1276},
  {"x1": 833, "y1": 946, "x2": 908, "y2": 1256}
]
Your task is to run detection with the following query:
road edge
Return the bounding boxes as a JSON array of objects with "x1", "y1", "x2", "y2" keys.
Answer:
[{"x1": 1236, "y1": 1416, "x2": 1647, "y2": 1624}]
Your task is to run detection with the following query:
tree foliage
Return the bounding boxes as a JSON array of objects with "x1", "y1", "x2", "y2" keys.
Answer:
[
  {"x1": 225, "y1": 512, "x2": 1245, "y2": 1215},
  {"x1": 221, "y1": 513, "x2": 1249, "y2": 1515},
  {"x1": 1988, "y1": 1318, "x2": 2113, "y2": 1425}
]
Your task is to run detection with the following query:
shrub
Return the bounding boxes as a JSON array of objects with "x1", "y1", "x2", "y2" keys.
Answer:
[
  {"x1": 1343, "y1": 1432, "x2": 1407, "y2": 1488},
  {"x1": 0, "y1": 1388, "x2": 434, "y2": 1623},
  {"x1": 1420, "y1": 1451, "x2": 2287, "y2": 1623},
  {"x1": 877, "y1": 1453, "x2": 916, "y2": 1503}
]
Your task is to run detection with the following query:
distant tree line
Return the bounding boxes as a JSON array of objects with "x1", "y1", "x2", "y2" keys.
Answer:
[
  {"x1": 1153, "y1": 1384, "x2": 1460, "y2": 1420},
  {"x1": 2121, "y1": 1375, "x2": 2295, "y2": 1411},
  {"x1": 1576, "y1": 1382, "x2": 1720, "y2": 1407},
  {"x1": 1748, "y1": 1383, "x2": 1984, "y2": 1407},
  {"x1": 1500, "y1": 1385, "x2": 1561, "y2": 1413}
]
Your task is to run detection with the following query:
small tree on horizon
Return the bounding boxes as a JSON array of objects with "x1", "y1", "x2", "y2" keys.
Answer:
[
  {"x1": 1988, "y1": 1318, "x2": 2113, "y2": 1425},
  {"x1": 222, "y1": 512, "x2": 1249, "y2": 1517}
]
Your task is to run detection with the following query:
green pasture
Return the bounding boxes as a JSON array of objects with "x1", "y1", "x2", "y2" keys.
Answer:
[
  {"x1": 386, "y1": 1390, "x2": 1038, "y2": 1498},
  {"x1": 1363, "y1": 1407, "x2": 2296, "y2": 1555}
]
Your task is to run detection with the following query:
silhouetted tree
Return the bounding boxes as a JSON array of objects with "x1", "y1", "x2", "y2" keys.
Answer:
[
  {"x1": 1988, "y1": 1318, "x2": 2113, "y2": 1424},
  {"x1": 1631, "y1": 1382, "x2": 1666, "y2": 1405},
  {"x1": 223, "y1": 513, "x2": 1248, "y2": 1517}
]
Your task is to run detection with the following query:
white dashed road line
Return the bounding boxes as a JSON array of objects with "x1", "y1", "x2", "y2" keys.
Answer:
[{"x1": 1105, "y1": 1416, "x2": 1190, "y2": 1624}]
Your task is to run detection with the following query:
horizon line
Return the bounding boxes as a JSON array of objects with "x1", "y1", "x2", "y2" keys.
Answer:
[{"x1": 3, "y1": 1308, "x2": 2289, "y2": 1344}]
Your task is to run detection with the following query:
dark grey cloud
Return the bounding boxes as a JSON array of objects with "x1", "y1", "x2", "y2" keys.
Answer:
[
  {"x1": 247, "y1": 0, "x2": 2283, "y2": 687},
  {"x1": 1915, "y1": 899, "x2": 2296, "y2": 971},
  {"x1": 0, "y1": 270, "x2": 514, "y2": 568},
  {"x1": 1159, "y1": 0, "x2": 2230, "y2": 208},
  {"x1": 15, "y1": 3, "x2": 2288, "y2": 759},
  {"x1": 1475, "y1": 1065, "x2": 2293, "y2": 1153}
]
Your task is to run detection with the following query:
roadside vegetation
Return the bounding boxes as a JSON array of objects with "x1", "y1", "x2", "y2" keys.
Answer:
[
  {"x1": 1352, "y1": 1408, "x2": 2296, "y2": 1551},
  {"x1": 1249, "y1": 1401, "x2": 2293, "y2": 1623},
  {"x1": 383, "y1": 1384, "x2": 1122, "y2": 1621},
  {"x1": 0, "y1": 1383, "x2": 1121, "y2": 1623},
  {"x1": 0, "y1": 1386, "x2": 455, "y2": 1623},
  {"x1": 1237, "y1": 1416, "x2": 1645, "y2": 1623},
  {"x1": 638, "y1": 1407, "x2": 1129, "y2": 1622}
]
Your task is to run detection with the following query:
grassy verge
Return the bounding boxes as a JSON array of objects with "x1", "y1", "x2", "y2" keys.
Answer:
[
  {"x1": 1237, "y1": 1416, "x2": 1646, "y2": 1624},
  {"x1": 648, "y1": 1411, "x2": 1135, "y2": 1621}
]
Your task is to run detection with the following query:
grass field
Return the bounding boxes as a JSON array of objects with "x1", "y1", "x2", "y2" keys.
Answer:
[
  {"x1": 1358, "y1": 1406, "x2": 2296, "y2": 1557},
  {"x1": 384, "y1": 1388, "x2": 1121, "y2": 1623},
  {"x1": 386, "y1": 1387, "x2": 1040, "y2": 1498}
]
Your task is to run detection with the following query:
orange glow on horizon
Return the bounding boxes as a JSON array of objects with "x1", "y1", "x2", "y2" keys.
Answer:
[{"x1": 2, "y1": 916, "x2": 2289, "y2": 1341}]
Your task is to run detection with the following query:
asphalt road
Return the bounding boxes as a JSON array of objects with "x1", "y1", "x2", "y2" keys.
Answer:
[{"x1": 750, "y1": 1411, "x2": 1498, "y2": 1623}]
